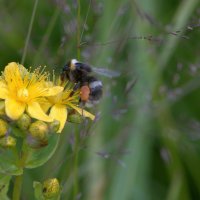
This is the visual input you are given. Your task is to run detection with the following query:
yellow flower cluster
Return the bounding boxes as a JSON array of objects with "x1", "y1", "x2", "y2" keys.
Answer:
[{"x1": 0, "y1": 62, "x2": 94, "y2": 133}]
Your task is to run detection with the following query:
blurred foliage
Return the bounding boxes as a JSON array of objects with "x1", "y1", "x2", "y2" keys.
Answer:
[{"x1": 1, "y1": 0, "x2": 200, "y2": 199}]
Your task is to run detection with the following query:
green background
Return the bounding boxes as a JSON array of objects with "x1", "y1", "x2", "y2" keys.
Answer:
[{"x1": 1, "y1": 0, "x2": 200, "y2": 199}]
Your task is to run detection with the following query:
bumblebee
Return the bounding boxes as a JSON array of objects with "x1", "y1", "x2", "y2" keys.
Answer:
[{"x1": 61, "y1": 59, "x2": 103, "y2": 105}]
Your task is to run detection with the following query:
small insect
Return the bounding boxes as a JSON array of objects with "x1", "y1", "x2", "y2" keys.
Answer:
[{"x1": 61, "y1": 59, "x2": 119, "y2": 106}]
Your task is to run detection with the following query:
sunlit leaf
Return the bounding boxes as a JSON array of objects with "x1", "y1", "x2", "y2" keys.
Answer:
[
  {"x1": 0, "y1": 147, "x2": 22, "y2": 176},
  {"x1": 0, "y1": 174, "x2": 11, "y2": 200}
]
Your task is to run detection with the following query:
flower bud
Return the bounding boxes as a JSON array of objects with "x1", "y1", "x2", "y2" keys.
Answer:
[
  {"x1": 0, "y1": 119, "x2": 8, "y2": 138},
  {"x1": 67, "y1": 113, "x2": 83, "y2": 123},
  {"x1": 42, "y1": 178, "x2": 60, "y2": 198},
  {"x1": 27, "y1": 121, "x2": 49, "y2": 149},
  {"x1": 48, "y1": 120, "x2": 60, "y2": 133},
  {"x1": 29, "y1": 121, "x2": 48, "y2": 140},
  {"x1": 26, "y1": 134, "x2": 48, "y2": 149},
  {"x1": 0, "y1": 101, "x2": 5, "y2": 116},
  {"x1": 16, "y1": 113, "x2": 31, "y2": 131},
  {"x1": 0, "y1": 136, "x2": 16, "y2": 148}
]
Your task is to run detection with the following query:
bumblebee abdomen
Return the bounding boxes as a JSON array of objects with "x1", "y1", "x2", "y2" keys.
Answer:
[
  {"x1": 89, "y1": 80, "x2": 102, "y2": 89},
  {"x1": 89, "y1": 80, "x2": 103, "y2": 101}
]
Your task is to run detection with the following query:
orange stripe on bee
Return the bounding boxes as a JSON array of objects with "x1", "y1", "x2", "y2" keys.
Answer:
[{"x1": 80, "y1": 86, "x2": 90, "y2": 101}]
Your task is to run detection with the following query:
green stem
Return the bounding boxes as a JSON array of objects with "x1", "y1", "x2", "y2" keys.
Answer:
[
  {"x1": 73, "y1": 130, "x2": 79, "y2": 199},
  {"x1": 12, "y1": 140, "x2": 28, "y2": 200},
  {"x1": 77, "y1": 0, "x2": 81, "y2": 59},
  {"x1": 21, "y1": 0, "x2": 39, "y2": 65},
  {"x1": 158, "y1": 0, "x2": 199, "y2": 70},
  {"x1": 72, "y1": 1, "x2": 81, "y2": 198},
  {"x1": 33, "y1": 6, "x2": 60, "y2": 65},
  {"x1": 12, "y1": 175, "x2": 23, "y2": 200}
]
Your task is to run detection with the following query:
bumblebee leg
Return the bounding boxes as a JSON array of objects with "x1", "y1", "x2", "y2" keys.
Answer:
[
  {"x1": 73, "y1": 82, "x2": 81, "y2": 91},
  {"x1": 60, "y1": 72, "x2": 66, "y2": 83},
  {"x1": 69, "y1": 82, "x2": 81, "y2": 97}
]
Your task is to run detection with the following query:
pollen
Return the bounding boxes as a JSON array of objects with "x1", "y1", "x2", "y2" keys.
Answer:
[{"x1": 80, "y1": 86, "x2": 90, "y2": 101}]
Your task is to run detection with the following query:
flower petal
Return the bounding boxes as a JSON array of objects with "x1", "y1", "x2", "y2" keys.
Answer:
[
  {"x1": 0, "y1": 81, "x2": 7, "y2": 87},
  {"x1": 5, "y1": 98, "x2": 25, "y2": 120},
  {"x1": 4, "y1": 62, "x2": 18, "y2": 76},
  {"x1": 27, "y1": 101, "x2": 53, "y2": 122},
  {"x1": 68, "y1": 104, "x2": 95, "y2": 120},
  {"x1": 39, "y1": 98, "x2": 52, "y2": 113},
  {"x1": 49, "y1": 104, "x2": 67, "y2": 133},
  {"x1": 43, "y1": 86, "x2": 64, "y2": 97},
  {"x1": 0, "y1": 83, "x2": 8, "y2": 99},
  {"x1": 4, "y1": 62, "x2": 23, "y2": 86}
]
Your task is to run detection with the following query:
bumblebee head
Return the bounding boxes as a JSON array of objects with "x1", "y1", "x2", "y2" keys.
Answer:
[
  {"x1": 70, "y1": 59, "x2": 78, "y2": 70},
  {"x1": 63, "y1": 59, "x2": 91, "y2": 73},
  {"x1": 61, "y1": 59, "x2": 81, "y2": 82},
  {"x1": 62, "y1": 59, "x2": 77, "y2": 72}
]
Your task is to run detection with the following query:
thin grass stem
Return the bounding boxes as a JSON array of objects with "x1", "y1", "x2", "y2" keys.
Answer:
[
  {"x1": 21, "y1": 0, "x2": 39, "y2": 65},
  {"x1": 77, "y1": 0, "x2": 81, "y2": 60},
  {"x1": 72, "y1": 2, "x2": 82, "y2": 198},
  {"x1": 33, "y1": 6, "x2": 60, "y2": 65},
  {"x1": 73, "y1": 129, "x2": 79, "y2": 199},
  {"x1": 80, "y1": 0, "x2": 92, "y2": 44}
]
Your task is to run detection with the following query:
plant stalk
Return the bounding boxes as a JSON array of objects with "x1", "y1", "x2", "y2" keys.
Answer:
[
  {"x1": 12, "y1": 139, "x2": 29, "y2": 200},
  {"x1": 77, "y1": 0, "x2": 81, "y2": 60},
  {"x1": 12, "y1": 175, "x2": 23, "y2": 200},
  {"x1": 72, "y1": 1, "x2": 81, "y2": 199},
  {"x1": 21, "y1": 0, "x2": 39, "y2": 65},
  {"x1": 73, "y1": 130, "x2": 79, "y2": 199}
]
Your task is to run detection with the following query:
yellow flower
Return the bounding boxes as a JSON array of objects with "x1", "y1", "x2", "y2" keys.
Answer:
[
  {"x1": 48, "y1": 82, "x2": 95, "y2": 133},
  {"x1": 0, "y1": 62, "x2": 63, "y2": 122}
]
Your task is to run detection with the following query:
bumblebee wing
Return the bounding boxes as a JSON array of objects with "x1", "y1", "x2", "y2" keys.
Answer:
[
  {"x1": 92, "y1": 67, "x2": 120, "y2": 78},
  {"x1": 75, "y1": 62, "x2": 92, "y2": 73}
]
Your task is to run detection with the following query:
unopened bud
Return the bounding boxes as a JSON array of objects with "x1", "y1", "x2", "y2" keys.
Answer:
[
  {"x1": 0, "y1": 136, "x2": 16, "y2": 148},
  {"x1": 0, "y1": 119, "x2": 8, "y2": 137},
  {"x1": 29, "y1": 121, "x2": 48, "y2": 140},
  {"x1": 0, "y1": 101, "x2": 5, "y2": 115},
  {"x1": 42, "y1": 178, "x2": 60, "y2": 198},
  {"x1": 16, "y1": 114, "x2": 31, "y2": 131},
  {"x1": 67, "y1": 113, "x2": 83, "y2": 124},
  {"x1": 27, "y1": 121, "x2": 49, "y2": 149},
  {"x1": 49, "y1": 120, "x2": 60, "y2": 133},
  {"x1": 26, "y1": 134, "x2": 48, "y2": 149}
]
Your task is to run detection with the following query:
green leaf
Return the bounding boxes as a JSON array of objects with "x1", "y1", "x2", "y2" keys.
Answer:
[
  {"x1": 33, "y1": 181, "x2": 45, "y2": 200},
  {"x1": 25, "y1": 134, "x2": 60, "y2": 169},
  {"x1": 0, "y1": 147, "x2": 22, "y2": 176},
  {"x1": 0, "y1": 174, "x2": 11, "y2": 200}
]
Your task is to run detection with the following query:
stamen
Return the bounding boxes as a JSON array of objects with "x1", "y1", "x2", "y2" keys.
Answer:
[{"x1": 17, "y1": 88, "x2": 29, "y2": 101}]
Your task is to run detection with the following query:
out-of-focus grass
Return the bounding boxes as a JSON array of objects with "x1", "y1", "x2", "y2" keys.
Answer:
[{"x1": 2, "y1": 0, "x2": 200, "y2": 199}]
